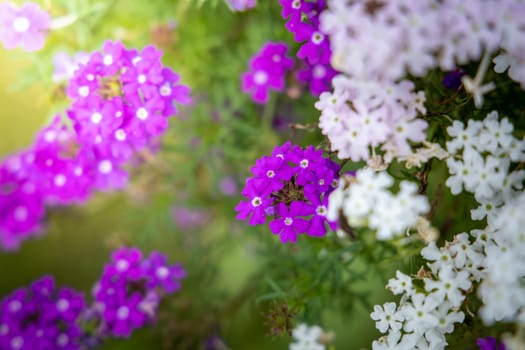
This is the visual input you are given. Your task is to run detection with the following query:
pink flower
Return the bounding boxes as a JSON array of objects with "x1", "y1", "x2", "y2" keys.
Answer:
[{"x1": 0, "y1": 2, "x2": 50, "y2": 51}]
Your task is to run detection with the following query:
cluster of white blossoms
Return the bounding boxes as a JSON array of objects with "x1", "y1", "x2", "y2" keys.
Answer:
[
  {"x1": 316, "y1": 0, "x2": 525, "y2": 165},
  {"x1": 445, "y1": 111, "x2": 525, "y2": 222},
  {"x1": 314, "y1": 76, "x2": 427, "y2": 162},
  {"x1": 321, "y1": 0, "x2": 525, "y2": 87},
  {"x1": 327, "y1": 168, "x2": 429, "y2": 240},
  {"x1": 371, "y1": 230, "x2": 486, "y2": 350},
  {"x1": 289, "y1": 323, "x2": 326, "y2": 350}
]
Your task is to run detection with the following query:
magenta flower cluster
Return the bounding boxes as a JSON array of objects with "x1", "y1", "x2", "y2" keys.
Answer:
[
  {"x1": 0, "y1": 2, "x2": 50, "y2": 52},
  {"x1": 241, "y1": 42, "x2": 293, "y2": 104},
  {"x1": 0, "y1": 247, "x2": 185, "y2": 348},
  {"x1": 279, "y1": 0, "x2": 337, "y2": 96},
  {"x1": 0, "y1": 276, "x2": 85, "y2": 350},
  {"x1": 235, "y1": 142, "x2": 340, "y2": 243},
  {"x1": 92, "y1": 247, "x2": 186, "y2": 338},
  {"x1": 0, "y1": 40, "x2": 191, "y2": 250}
]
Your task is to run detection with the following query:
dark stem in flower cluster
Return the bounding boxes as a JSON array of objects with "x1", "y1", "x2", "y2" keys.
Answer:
[{"x1": 271, "y1": 177, "x2": 306, "y2": 207}]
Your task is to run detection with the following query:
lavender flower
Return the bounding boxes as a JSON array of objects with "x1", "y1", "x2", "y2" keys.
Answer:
[
  {"x1": 235, "y1": 142, "x2": 340, "y2": 243},
  {"x1": 93, "y1": 247, "x2": 185, "y2": 338},
  {"x1": 241, "y1": 42, "x2": 293, "y2": 104},
  {"x1": 0, "y1": 276, "x2": 85, "y2": 350},
  {"x1": 226, "y1": 0, "x2": 256, "y2": 11},
  {"x1": 0, "y1": 2, "x2": 50, "y2": 51}
]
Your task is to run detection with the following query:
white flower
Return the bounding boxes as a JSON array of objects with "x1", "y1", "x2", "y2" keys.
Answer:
[
  {"x1": 387, "y1": 271, "x2": 413, "y2": 296},
  {"x1": 371, "y1": 302, "x2": 404, "y2": 333},
  {"x1": 289, "y1": 324, "x2": 325, "y2": 350},
  {"x1": 424, "y1": 266, "x2": 471, "y2": 307},
  {"x1": 402, "y1": 293, "x2": 440, "y2": 334}
]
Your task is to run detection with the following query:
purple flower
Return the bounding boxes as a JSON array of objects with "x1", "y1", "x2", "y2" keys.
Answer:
[
  {"x1": 0, "y1": 276, "x2": 85, "y2": 350},
  {"x1": 143, "y1": 251, "x2": 186, "y2": 293},
  {"x1": 236, "y1": 143, "x2": 340, "y2": 243},
  {"x1": 241, "y1": 42, "x2": 293, "y2": 104},
  {"x1": 172, "y1": 206, "x2": 209, "y2": 230},
  {"x1": 52, "y1": 52, "x2": 90, "y2": 83},
  {"x1": 219, "y1": 176, "x2": 238, "y2": 196},
  {"x1": 93, "y1": 247, "x2": 185, "y2": 338},
  {"x1": 477, "y1": 337, "x2": 506, "y2": 350},
  {"x1": 269, "y1": 202, "x2": 311, "y2": 243},
  {"x1": 226, "y1": 0, "x2": 256, "y2": 11},
  {"x1": 0, "y1": 2, "x2": 50, "y2": 51},
  {"x1": 296, "y1": 62, "x2": 337, "y2": 96},
  {"x1": 442, "y1": 69, "x2": 466, "y2": 90}
]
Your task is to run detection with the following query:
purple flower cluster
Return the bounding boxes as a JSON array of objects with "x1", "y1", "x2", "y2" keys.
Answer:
[
  {"x1": 279, "y1": 0, "x2": 337, "y2": 96},
  {"x1": 0, "y1": 2, "x2": 50, "y2": 51},
  {"x1": 0, "y1": 276, "x2": 85, "y2": 350},
  {"x1": 0, "y1": 41, "x2": 191, "y2": 250},
  {"x1": 92, "y1": 247, "x2": 186, "y2": 338},
  {"x1": 66, "y1": 40, "x2": 191, "y2": 181},
  {"x1": 235, "y1": 142, "x2": 340, "y2": 243},
  {"x1": 241, "y1": 42, "x2": 293, "y2": 104}
]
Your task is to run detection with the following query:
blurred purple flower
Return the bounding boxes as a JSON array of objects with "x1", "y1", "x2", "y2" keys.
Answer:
[
  {"x1": 219, "y1": 176, "x2": 238, "y2": 196},
  {"x1": 477, "y1": 336, "x2": 506, "y2": 350},
  {"x1": 0, "y1": 2, "x2": 50, "y2": 51},
  {"x1": 172, "y1": 206, "x2": 209, "y2": 230},
  {"x1": 226, "y1": 0, "x2": 256, "y2": 11},
  {"x1": 442, "y1": 69, "x2": 465, "y2": 90},
  {"x1": 52, "y1": 51, "x2": 90, "y2": 83}
]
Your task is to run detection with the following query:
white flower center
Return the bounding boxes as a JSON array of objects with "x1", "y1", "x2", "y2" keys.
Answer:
[
  {"x1": 87, "y1": 74, "x2": 95, "y2": 81},
  {"x1": 57, "y1": 333, "x2": 69, "y2": 347},
  {"x1": 12, "y1": 16, "x2": 30, "y2": 33},
  {"x1": 116, "y1": 111, "x2": 122, "y2": 118},
  {"x1": 10, "y1": 336, "x2": 23, "y2": 350},
  {"x1": 56, "y1": 299, "x2": 69, "y2": 312},
  {"x1": 91, "y1": 112, "x2": 103, "y2": 124},
  {"x1": 318, "y1": 179, "x2": 325, "y2": 186},
  {"x1": 14, "y1": 207, "x2": 28, "y2": 222},
  {"x1": 78, "y1": 86, "x2": 90, "y2": 97},
  {"x1": 116, "y1": 259, "x2": 129, "y2": 272},
  {"x1": 313, "y1": 64, "x2": 326, "y2": 79},
  {"x1": 156, "y1": 266, "x2": 170, "y2": 279},
  {"x1": 115, "y1": 129, "x2": 126, "y2": 141},
  {"x1": 116, "y1": 306, "x2": 130, "y2": 320},
  {"x1": 44, "y1": 131, "x2": 57, "y2": 143},
  {"x1": 254, "y1": 70, "x2": 268, "y2": 85},
  {"x1": 300, "y1": 159, "x2": 309, "y2": 168},
  {"x1": 312, "y1": 31, "x2": 324, "y2": 44},
  {"x1": 136, "y1": 107, "x2": 149, "y2": 120},
  {"x1": 251, "y1": 197, "x2": 262, "y2": 207},
  {"x1": 132, "y1": 56, "x2": 142, "y2": 66},
  {"x1": 54, "y1": 174, "x2": 66, "y2": 187},
  {"x1": 160, "y1": 85, "x2": 172, "y2": 96},
  {"x1": 137, "y1": 74, "x2": 147, "y2": 84},
  {"x1": 316, "y1": 205, "x2": 327, "y2": 216},
  {"x1": 103, "y1": 54, "x2": 113, "y2": 66},
  {"x1": 9, "y1": 300, "x2": 21, "y2": 313},
  {"x1": 272, "y1": 54, "x2": 281, "y2": 63},
  {"x1": 266, "y1": 170, "x2": 275, "y2": 178},
  {"x1": 98, "y1": 160, "x2": 112, "y2": 174},
  {"x1": 292, "y1": 0, "x2": 301, "y2": 9},
  {"x1": 284, "y1": 217, "x2": 293, "y2": 226},
  {"x1": 74, "y1": 166, "x2": 83, "y2": 176}
]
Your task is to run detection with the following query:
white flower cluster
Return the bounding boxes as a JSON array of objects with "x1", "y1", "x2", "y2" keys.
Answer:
[
  {"x1": 371, "y1": 231, "x2": 486, "y2": 350},
  {"x1": 327, "y1": 168, "x2": 429, "y2": 240},
  {"x1": 445, "y1": 111, "x2": 525, "y2": 221},
  {"x1": 289, "y1": 323, "x2": 325, "y2": 350},
  {"x1": 315, "y1": 76, "x2": 427, "y2": 161},
  {"x1": 321, "y1": 0, "x2": 525, "y2": 86},
  {"x1": 478, "y1": 192, "x2": 525, "y2": 325}
]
